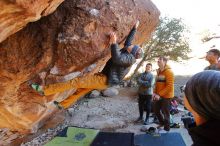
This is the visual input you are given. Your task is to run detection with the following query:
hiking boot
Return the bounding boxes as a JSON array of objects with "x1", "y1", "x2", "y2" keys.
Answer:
[{"x1": 164, "y1": 125, "x2": 170, "y2": 132}]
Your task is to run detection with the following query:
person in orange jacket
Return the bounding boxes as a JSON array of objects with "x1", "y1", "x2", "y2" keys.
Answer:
[{"x1": 153, "y1": 56, "x2": 174, "y2": 131}]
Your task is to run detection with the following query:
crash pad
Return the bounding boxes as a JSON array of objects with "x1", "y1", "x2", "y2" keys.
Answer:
[
  {"x1": 91, "y1": 132, "x2": 134, "y2": 146},
  {"x1": 134, "y1": 132, "x2": 186, "y2": 146},
  {"x1": 45, "y1": 127, "x2": 99, "y2": 146}
]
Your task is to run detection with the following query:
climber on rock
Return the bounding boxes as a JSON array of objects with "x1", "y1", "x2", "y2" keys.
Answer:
[
  {"x1": 31, "y1": 20, "x2": 143, "y2": 109},
  {"x1": 102, "y1": 20, "x2": 143, "y2": 86}
]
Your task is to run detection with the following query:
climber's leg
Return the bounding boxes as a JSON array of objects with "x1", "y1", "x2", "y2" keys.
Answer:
[
  {"x1": 44, "y1": 74, "x2": 108, "y2": 96},
  {"x1": 57, "y1": 88, "x2": 93, "y2": 109}
]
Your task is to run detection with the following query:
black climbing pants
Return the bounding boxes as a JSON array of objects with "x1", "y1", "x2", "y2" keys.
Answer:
[{"x1": 138, "y1": 94, "x2": 152, "y2": 120}]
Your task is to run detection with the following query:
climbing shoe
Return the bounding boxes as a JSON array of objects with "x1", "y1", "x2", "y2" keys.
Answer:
[
  {"x1": 31, "y1": 83, "x2": 44, "y2": 95},
  {"x1": 54, "y1": 101, "x2": 64, "y2": 110}
]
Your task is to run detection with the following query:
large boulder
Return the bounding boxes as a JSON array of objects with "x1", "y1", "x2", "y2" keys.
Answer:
[
  {"x1": 0, "y1": 0, "x2": 160, "y2": 133},
  {"x1": 102, "y1": 87, "x2": 119, "y2": 97},
  {"x1": 0, "y1": 0, "x2": 64, "y2": 43}
]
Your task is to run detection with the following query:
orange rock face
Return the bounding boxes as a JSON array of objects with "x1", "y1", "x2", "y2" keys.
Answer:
[
  {"x1": 0, "y1": 0, "x2": 160, "y2": 133},
  {"x1": 0, "y1": 0, "x2": 64, "y2": 43}
]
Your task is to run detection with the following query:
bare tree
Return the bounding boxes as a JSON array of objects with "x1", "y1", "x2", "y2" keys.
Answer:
[{"x1": 129, "y1": 17, "x2": 191, "y2": 81}]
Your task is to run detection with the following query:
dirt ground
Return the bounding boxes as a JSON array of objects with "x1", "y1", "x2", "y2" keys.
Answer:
[
  {"x1": 67, "y1": 87, "x2": 193, "y2": 145},
  {"x1": 21, "y1": 87, "x2": 193, "y2": 146}
]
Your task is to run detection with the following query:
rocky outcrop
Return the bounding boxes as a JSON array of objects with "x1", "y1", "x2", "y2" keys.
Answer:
[
  {"x1": 0, "y1": 0, "x2": 160, "y2": 133},
  {"x1": 0, "y1": 0, "x2": 64, "y2": 43}
]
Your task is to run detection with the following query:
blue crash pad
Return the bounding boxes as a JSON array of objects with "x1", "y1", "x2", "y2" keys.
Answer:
[{"x1": 134, "y1": 132, "x2": 186, "y2": 146}]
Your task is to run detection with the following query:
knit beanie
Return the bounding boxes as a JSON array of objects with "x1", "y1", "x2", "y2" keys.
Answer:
[
  {"x1": 184, "y1": 70, "x2": 220, "y2": 120},
  {"x1": 131, "y1": 45, "x2": 139, "y2": 56}
]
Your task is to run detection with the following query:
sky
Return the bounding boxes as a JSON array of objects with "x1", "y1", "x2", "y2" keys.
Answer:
[
  {"x1": 149, "y1": 0, "x2": 220, "y2": 75},
  {"x1": 152, "y1": 0, "x2": 220, "y2": 31}
]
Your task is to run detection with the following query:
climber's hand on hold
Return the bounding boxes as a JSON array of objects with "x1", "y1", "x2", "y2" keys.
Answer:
[
  {"x1": 134, "y1": 20, "x2": 140, "y2": 29},
  {"x1": 109, "y1": 32, "x2": 117, "y2": 44}
]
